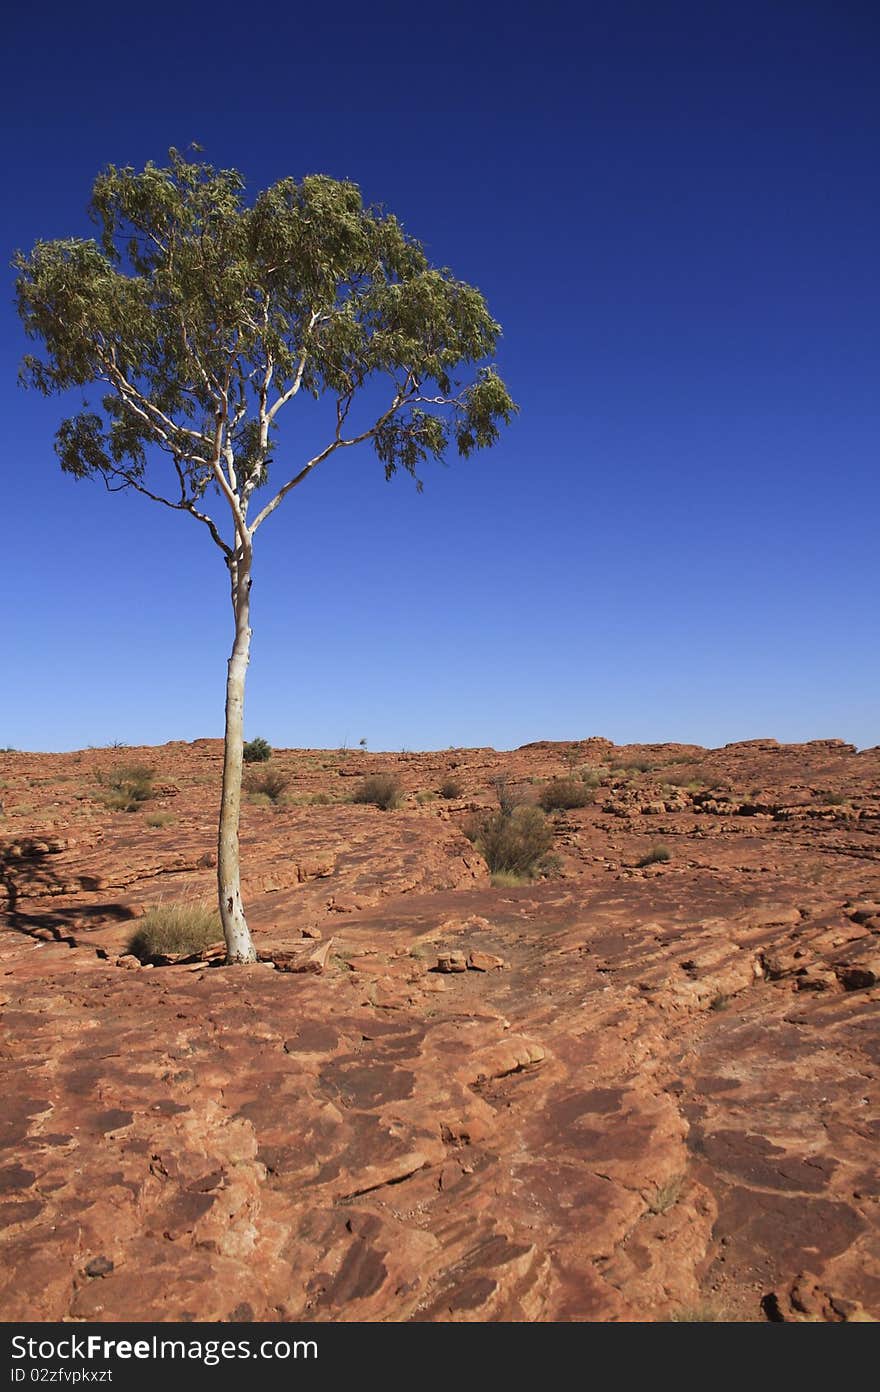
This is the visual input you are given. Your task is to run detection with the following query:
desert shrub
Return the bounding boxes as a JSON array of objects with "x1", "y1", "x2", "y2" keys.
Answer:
[
  {"x1": 648, "y1": 1174, "x2": 684, "y2": 1214},
  {"x1": 465, "y1": 805, "x2": 553, "y2": 878},
  {"x1": 490, "y1": 774, "x2": 519, "y2": 815},
  {"x1": 564, "y1": 746, "x2": 585, "y2": 775},
  {"x1": 351, "y1": 773, "x2": 402, "y2": 810},
  {"x1": 243, "y1": 737, "x2": 272, "y2": 763},
  {"x1": 439, "y1": 777, "x2": 463, "y2": 800},
  {"x1": 96, "y1": 763, "x2": 155, "y2": 811},
  {"x1": 618, "y1": 758, "x2": 655, "y2": 773},
  {"x1": 579, "y1": 767, "x2": 605, "y2": 789},
  {"x1": 637, "y1": 845, "x2": 671, "y2": 867},
  {"x1": 816, "y1": 789, "x2": 848, "y2": 806},
  {"x1": 246, "y1": 768, "x2": 288, "y2": 803},
  {"x1": 539, "y1": 778, "x2": 594, "y2": 812},
  {"x1": 145, "y1": 812, "x2": 174, "y2": 828},
  {"x1": 666, "y1": 768, "x2": 713, "y2": 790},
  {"x1": 127, "y1": 903, "x2": 222, "y2": 960}
]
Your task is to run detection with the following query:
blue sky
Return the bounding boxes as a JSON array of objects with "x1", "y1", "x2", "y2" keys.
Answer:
[{"x1": 3, "y1": 1, "x2": 878, "y2": 752}]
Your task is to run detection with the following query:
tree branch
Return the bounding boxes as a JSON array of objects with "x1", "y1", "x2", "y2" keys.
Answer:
[
  {"x1": 266, "y1": 310, "x2": 320, "y2": 423},
  {"x1": 100, "y1": 466, "x2": 232, "y2": 556},
  {"x1": 100, "y1": 350, "x2": 214, "y2": 457},
  {"x1": 250, "y1": 390, "x2": 403, "y2": 533}
]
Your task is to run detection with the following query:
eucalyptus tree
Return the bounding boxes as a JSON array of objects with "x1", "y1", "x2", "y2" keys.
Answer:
[{"x1": 15, "y1": 150, "x2": 516, "y2": 963}]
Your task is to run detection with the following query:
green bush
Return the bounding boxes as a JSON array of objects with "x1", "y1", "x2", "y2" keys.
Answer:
[
  {"x1": 579, "y1": 767, "x2": 605, "y2": 789},
  {"x1": 538, "y1": 778, "x2": 594, "y2": 811},
  {"x1": 246, "y1": 768, "x2": 288, "y2": 803},
  {"x1": 637, "y1": 845, "x2": 671, "y2": 867},
  {"x1": 351, "y1": 773, "x2": 402, "y2": 810},
  {"x1": 439, "y1": 777, "x2": 463, "y2": 800},
  {"x1": 127, "y1": 903, "x2": 223, "y2": 960},
  {"x1": 96, "y1": 763, "x2": 155, "y2": 811},
  {"x1": 465, "y1": 805, "x2": 553, "y2": 878},
  {"x1": 243, "y1": 737, "x2": 272, "y2": 763}
]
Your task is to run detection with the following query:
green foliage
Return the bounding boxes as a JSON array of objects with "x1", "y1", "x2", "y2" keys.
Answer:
[
  {"x1": 464, "y1": 805, "x2": 554, "y2": 879},
  {"x1": 439, "y1": 776, "x2": 463, "y2": 799},
  {"x1": 351, "y1": 773, "x2": 402, "y2": 810},
  {"x1": 243, "y1": 737, "x2": 272, "y2": 763},
  {"x1": 245, "y1": 768, "x2": 288, "y2": 803},
  {"x1": 15, "y1": 150, "x2": 517, "y2": 525},
  {"x1": 666, "y1": 772, "x2": 709, "y2": 791},
  {"x1": 95, "y1": 763, "x2": 155, "y2": 811},
  {"x1": 579, "y1": 767, "x2": 605, "y2": 789},
  {"x1": 637, "y1": 845, "x2": 672, "y2": 867},
  {"x1": 538, "y1": 778, "x2": 595, "y2": 812},
  {"x1": 127, "y1": 903, "x2": 222, "y2": 960}
]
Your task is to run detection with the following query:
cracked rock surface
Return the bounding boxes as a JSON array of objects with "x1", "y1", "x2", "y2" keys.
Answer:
[{"x1": 1, "y1": 736, "x2": 878, "y2": 1321}]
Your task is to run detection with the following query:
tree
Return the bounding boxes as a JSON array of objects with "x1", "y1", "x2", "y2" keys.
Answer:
[{"x1": 14, "y1": 149, "x2": 516, "y2": 964}]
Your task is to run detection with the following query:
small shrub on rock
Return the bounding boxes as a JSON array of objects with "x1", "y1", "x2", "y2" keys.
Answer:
[
  {"x1": 579, "y1": 768, "x2": 605, "y2": 789},
  {"x1": 464, "y1": 805, "x2": 553, "y2": 878},
  {"x1": 637, "y1": 845, "x2": 671, "y2": 867},
  {"x1": 243, "y1": 737, "x2": 272, "y2": 763},
  {"x1": 352, "y1": 774, "x2": 402, "y2": 810},
  {"x1": 127, "y1": 903, "x2": 222, "y2": 960},
  {"x1": 96, "y1": 763, "x2": 155, "y2": 811},
  {"x1": 439, "y1": 777, "x2": 463, "y2": 800},
  {"x1": 246, "y1": 768, "x2": 288, "y2": 803},
  {"x1": 539, "y1": 778, "x2": 595, "y2": 812}
]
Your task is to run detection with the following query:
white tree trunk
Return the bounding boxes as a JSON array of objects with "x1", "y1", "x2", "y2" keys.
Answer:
[{"x1": 218, "y1": 551, "x2": 257, "y2": 963}]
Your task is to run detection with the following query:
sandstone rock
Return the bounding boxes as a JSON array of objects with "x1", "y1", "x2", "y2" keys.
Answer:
[
  {"x1": 835, "y1": 959, "x2": 879, "y2": 990},
  {"x1": 436, "y1": 951, "x2": 467, "y2": 973},
  {"x1": 767, "y1": 1272, "x2": 874, "y2": 1322},
  {"x1": 467, "y1": 950, "x2": 505, "y2": 972},
  {"x1": 2, "y1": 734, "x2": 879, "y2": 1324},
  {"x1": 272, "y1": 939, "x2": 333, "y2": 974},
  {"x1": 847, "y1": 901, "x2": 880, "y2": 924}
]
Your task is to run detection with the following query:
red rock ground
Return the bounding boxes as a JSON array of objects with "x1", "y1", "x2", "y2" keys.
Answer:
[{"x1": 1, "y1": 736, "x2": 878, "y2": 1322}]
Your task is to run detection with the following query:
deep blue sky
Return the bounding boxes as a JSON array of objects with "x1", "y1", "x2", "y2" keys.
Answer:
[{"x1": 3, "y1": 1, "x2": 878, "y2": 752}]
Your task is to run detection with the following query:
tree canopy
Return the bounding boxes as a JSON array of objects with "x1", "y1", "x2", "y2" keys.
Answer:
[{"x1": 15, "y1": 148, "x2": 517, "y2": 554}]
